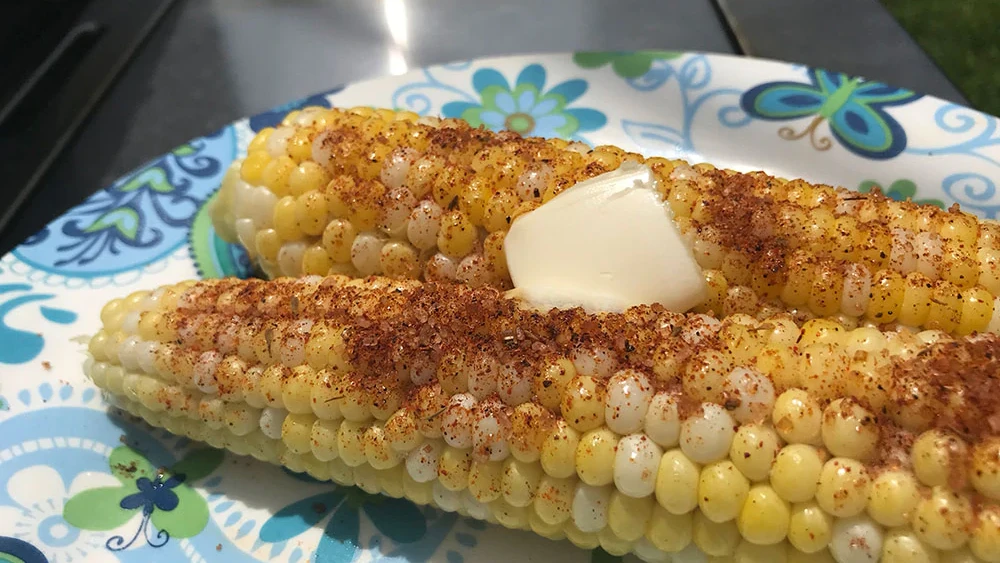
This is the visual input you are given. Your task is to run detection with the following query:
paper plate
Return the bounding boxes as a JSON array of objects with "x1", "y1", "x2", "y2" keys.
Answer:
[{"x1": 1, "y1": 51, "x2": 998, "y2": 563}]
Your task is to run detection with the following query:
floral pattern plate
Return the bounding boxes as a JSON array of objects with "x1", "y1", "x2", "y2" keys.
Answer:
[{"x1": 1, "y1": 51, "x2": 998, "y2": 563}]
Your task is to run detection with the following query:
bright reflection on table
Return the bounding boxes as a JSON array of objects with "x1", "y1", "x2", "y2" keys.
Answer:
[{"x1": 384, "y1": 0, "x2": 409, "y2": 75}]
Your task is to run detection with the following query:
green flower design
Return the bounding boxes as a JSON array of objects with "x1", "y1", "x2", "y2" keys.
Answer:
[
  {"x1": 573, "y1": 51, "x2": 682, "y2": 79},
  {"x1": 857, "y1": 179, "x2": 945, "y2": 209},
  {"x1": 63, "y1": 446, "x2": 223, "y2": 551}
]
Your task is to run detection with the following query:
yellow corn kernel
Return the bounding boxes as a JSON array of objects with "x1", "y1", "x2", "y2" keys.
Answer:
[
  {"x1": 797, "y1": 344, "x2": 849, "y2": 402},
  {"x1": 912, "y1": 485, "x2": 973, "y2": 550},
  {"x1": 770, "y1": 444, "x2": 824, "y2": 503},
  {"x1": 279, "y1": 412, "x2": 314, "y2": 454},
  {"x1": 258, "y1": 364, "x2": 285, "y2": 404},
  {"x1": 820, "y1": 398, "x2": 878, "y2": 462},
  {"x1": 729, "y1": 423, "x2": 780, "y2": 482},
  {"x1": 483, "y1": 190, "x2": 519, "y2": 233},
  {"x1": 430, "y1": 166, "x2": 468, "y2": 209},
  {"x1": 378, "y1": 241, "x2": 418, "y2": 279},
  {"x1": 438, "y1": 446, "x2": 472, "y2": 491},
  {"x1": 460, "y1": 175, "x2": 491, "y2": 226},
  {"x1": 912, "y1": 429, "x2": 968, "y2": 488},
  {"x1": 815, "y1": 457, "x2": 869, "y2": 517},
  {"x1": 597, "y1": 527, "x2": 631, "y2": 556},
  {"x1": 882, "y1": 529, "x2": 939, "y2": 563},
  {"x1": 866, "y1": 469, "x2": 920, "y2": 527},
  {"x1": 782, "y1": 253, "x2": 814, "y2": 309},
  {"x1": 468, "y1": 460, "x2": 503, "y2": 503},
  {"x1": 262, "y1": 155, "x2": 296, "y2": 197},
  {"x1": 972, "y1": 437, "x2": 1000, "y2": 500},
  {"x1": 866, "y1": 269, "x2": 904, "y2": 323},
  {"x1": 288, "y1": 161, "x2": 331, "y2": 197},
  {"x1": 755, "y1": 344, "x2": 798, "y2": 391},
  {"x1": 681, "y1": 348, "x2": 733, "y2": 403},
  {"x1": 254, "y1": 229, "x2": 281, "y2": 262},
  {"x1": 971, "y1": 504, "x2": 1000, "y2": 563},
  {"x1": 294, "y1": 191, "x2": 328, "y2": 236},
  {"x1": 404, "y1": 155, "x2": 444, "y2": 199},
  {"x1": 941, "y1": 240, "x2": 979, "y2": 289},
  {"x1": 899, "y1": 272, "x2": 934, "y2": 327},
  {"x1": 656, "y1": 449, "x2": 700, "y2": 514},
  {"x1": 321, "y1": 219, "x2": 357, "y2": 263},
  {"x1": 738, "y1": 485, "x2": 791, "y2": 545},
  {"x1": 693, "y1": 510, "x2": 741, "y2": 556},
  {"x1": 772, "y1": 389, "x2": 823, "y2": 445},
  {"x1": 336, "y1": 419, "x2": 368, "y2": 467},
  {"x1": 941, "y1": 210, "x2": 978, "y2": 245},
  {"x1": 646, "y1": 505, "x2": 693, "y2": 553},
  {"x1": 698, "y1": 460, "x2": 750, "y2": 523},
  {"x1": 494, "y1": 500, "x2": 531, "y2": 531},
  {"x1": 301, "y1": 245, "x2": 332, "y2": 276},
  {"x1": 533, "y1": 475, "x2": 575, "y2": 525},
  {"x1": 979, "y1": 247, "x2": 1000, "y2": 295},
  {"x1": 534, "y1": 358, "x2": 576, "y2": 412},
  {"x1": 939, "y1": 547, "x2": 977, "y2": 563},
  {"x1": 797, "y1": 319, "x2": 845, "y2": 348},
  {"x1": 248, "y1": 127, "x2": 274, "y2": 153},
  {"x1": 310, "y1": 419, "x2": 341, "y2": 461},
  {"x1": 576, "y1": 427, "x2": 618, "y2": 486},
  {"x1": 859, "y1": 224, "x2": 892, "y2": 272},
  {"x1": 668, "y1": 179, "x2": 698, "y2": 218},
  {"x1": 926, "y1": 283, "x2": 963, "y2": 333},
  {"x1": 437, "y1": 210, "x2": 478, "y2": 259},
  {"x1": 702, "y1": 269, "x2": 729, "y2": 316},
  {"x1": 561, "y1": 376, "x2": 606, "y2": 433},
  {"x1": 540, "y1": 420, "x2": 581, "y2": 479},
  {"x1": 483, "y1": 231, "x2": 508, "y2": 278},
  {"x1": 721, "y1": 253, "x2": 753, "y2": 287},
  {"x1": 364, "y1": 424, "x2": 402, "y2": 470},
  {"x1": 282, "y1": 365, "x2": 316, "y2": 414},
  {"x1": 509, "y1": 402, "x2": 550, "y2": 463},
  {"x1": 808, "y1": 264, "x2": 844, "y2": 317},
  {"x1": 719, "y1": 321, "x2": 766, "y2": 367},
  {"x1": 502, "y1": 458, "x2": 542, "y2": 507},
  {"x1": 241, "y1": 150, "x2": 271, "y2": 185},
  {"x1": 958, "y1": 285, "x2": 994, "y2": 335},
  {"x1": 608, "y1": 492, "x2": 654, "y2": 542},
  {"x1": 273, "y1": 196, "x2": 301, "y2": 241},
  {"x1": 787, "y1": 501, "x2": 833, "y2": 553}
]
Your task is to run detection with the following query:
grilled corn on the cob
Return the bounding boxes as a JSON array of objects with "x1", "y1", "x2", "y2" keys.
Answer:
[
  {"x1": 210, "y1": 106, "x2": 1000, "y2": 335},
  {"x1": 87, "y1": 275, "x2": 1000, "y2": 563}
]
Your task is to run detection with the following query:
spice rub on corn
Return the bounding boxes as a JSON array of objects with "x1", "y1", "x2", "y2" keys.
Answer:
[
  {"x1": 210, "y1": 105, "x2": 1000, "y2": 335},
  {"x1": 87, "y1": 275, "x2": 1000, "y2": 563}
]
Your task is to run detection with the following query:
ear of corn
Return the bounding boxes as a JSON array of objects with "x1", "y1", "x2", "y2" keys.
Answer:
[
  {"x1": 210, "y1": 106, "x2": 1000, "y2": 335},
  {"x1": 86, "y1": 275, "x2": 1000, "y2": 563}
]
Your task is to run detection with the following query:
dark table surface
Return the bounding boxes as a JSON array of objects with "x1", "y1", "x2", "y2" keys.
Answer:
[{"x1": 0, "y1": 0, "x2": 969, "y2": 255}]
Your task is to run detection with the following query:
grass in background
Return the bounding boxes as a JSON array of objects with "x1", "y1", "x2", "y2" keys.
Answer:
[{"x1": 882, "y1": 0, "x2": 1000, "y2": 115}]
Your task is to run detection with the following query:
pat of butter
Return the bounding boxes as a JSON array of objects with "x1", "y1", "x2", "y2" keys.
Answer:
[{"x1": 504, "y1": 161, "x2": 707, "y2": 313}]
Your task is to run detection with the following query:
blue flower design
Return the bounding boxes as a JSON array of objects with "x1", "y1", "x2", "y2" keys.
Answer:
[
  {"x1": 442, "y1": 64, "x2": 606, "y2": 140},
  {"x1": 119, "y1": 475, "x2": 185, "y2": 514},
  {"x1": 258, "y1": 472, "x2": 427, "y2": 562}
]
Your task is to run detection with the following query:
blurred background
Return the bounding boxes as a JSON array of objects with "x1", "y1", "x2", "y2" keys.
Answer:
[{"x1": 0, "y1": 0, "x2": 996, "y2": 254}]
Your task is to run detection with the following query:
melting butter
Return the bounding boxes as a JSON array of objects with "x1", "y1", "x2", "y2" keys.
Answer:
[{"x1": 504, "y1": 161, "x2": 707, "y2": 313}]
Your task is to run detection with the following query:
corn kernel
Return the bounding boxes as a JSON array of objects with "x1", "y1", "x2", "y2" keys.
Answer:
[
  {"x1": 816, "y1": 458, "x2": 869, "y2": 517},
  {"x1": 738, "y1": 485, "x2": 791, "y2": 545},
  {"x1": 698, "y1": 460, "x2": 750, "y2": 523}
]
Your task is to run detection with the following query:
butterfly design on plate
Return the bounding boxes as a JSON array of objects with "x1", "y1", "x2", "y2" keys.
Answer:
[{"x1": 740, "y1": 68, "x2": 922, "y2": 159}]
